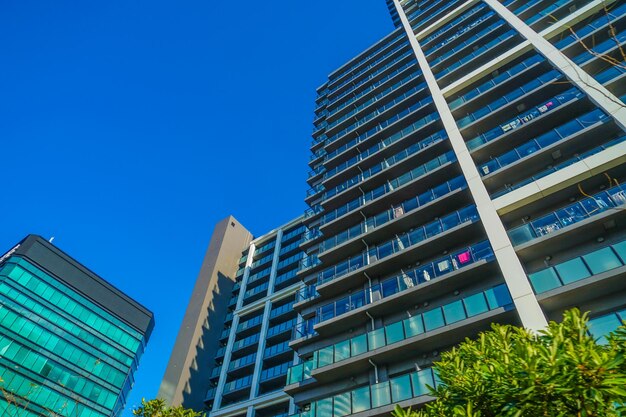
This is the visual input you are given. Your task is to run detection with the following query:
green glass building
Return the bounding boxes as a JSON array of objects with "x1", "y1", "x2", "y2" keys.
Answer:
[{"x1": 0, "y1": 235, "x2": 154, "y2": 417}]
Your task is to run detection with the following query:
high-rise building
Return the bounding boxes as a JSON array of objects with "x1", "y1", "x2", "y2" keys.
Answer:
[
  {"x1": 162, "y1": 0, "x2": 626, "y2": 416},
  {"x1": 0, "y1": 235, "x2": 154, "y2": 417}
]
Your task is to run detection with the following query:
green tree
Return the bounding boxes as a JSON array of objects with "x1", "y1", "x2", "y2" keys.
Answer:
[
  {"x1": 132, "y1": 398, "x2": 205, "y2": 417},
  {"x1": 392, "y1": 309, "x2": 626, "y2": 417}
]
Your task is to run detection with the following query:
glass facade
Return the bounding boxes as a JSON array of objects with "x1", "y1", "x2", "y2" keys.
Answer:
[{"x1": 0, "y1": 239, "x2": 152, "y2": 417}]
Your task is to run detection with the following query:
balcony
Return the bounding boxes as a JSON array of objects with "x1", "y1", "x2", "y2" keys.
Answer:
[
  {"x1": 421, "y1": 4, "x2": 488, "y2": 49},
  {"x1": 479, "y1": 108, "x2": 612, "y2": 187},
  {"x1": 508, "y1": 184, "x2": 626, "y2": 259},
  {"x1": 318, "y1": 176, "x2": 468, "y2": 261},
  {"x1": 320, "y1": 151, "x2": 458, "y2": 230},
  {"x1": 316, "y1": 207, "x2": 482, "y2": 297},
  {"x1": 288, "y1": 368, "x2": 437, "y2": 417},
  {"x1": 528, "y1": 238, "x2": 626, "y2": 311},
  {"x1": 312, "y1": 285, "x2": 512, "y2": 383}
]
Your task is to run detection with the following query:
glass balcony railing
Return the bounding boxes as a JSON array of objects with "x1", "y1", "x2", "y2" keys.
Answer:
[
  {"x1": 528, "y1": 238, "x2": 626, "y2": 294},
  {"x1": 572, "y1": 31, "x2": 626, "y2": 66},
  {"x1": 409, "y1": 0, "x2": 462, "y2": 30},
  {"x1": 267, "y1": 318, "x2": 297, "y2": 338},
  {"x1": 328, "y1": 51, "x2": 415, "y2": 104},
  {"x1": 293, "y1": 317, "x2": 316, "y2": 340},
  {"x1": 327, "y1": 76, "x2": 425, "y2": 128},
  {"x1": 323, "y1": 124, "x2": 445, "y2": 182},
  {"x1": 318, "y1": 206, "x2": 480, "y2": 287},
  {"x1": 588, "y1": 309, "x2": 626, "y2": 342},
  {"x1": 508, "y1": 184, "x2": 626, "y2": 246},
  {"x1": 422, "y1": 3, "x2": 488, "y2": 48},
  {"x1": 324, "y1": 95, "x2": 433, "y2": 150},
  {"x1": 264, "y1": 341, "x2": 291, "y2": 358},
  {"x1": 467, "y1": 87, "x2": 584, "y2": 151},
  {"x1": 237, "y1": 315, "x2": 263, "y2": 332},
  {"x1": 297, "y1": 255, "x2": 321, "y2": 273},
  {"x1": 457, "y1": 69, "x2": 563, "y2": 129},
  {"x1": 232, "y1": 333, "x2": 260, "y2": 352},
  {"x1": 321, "y1": 176, "x2": 467, "y2": 253},
  {"x1": 492, "y1": 135, "x2": 626, "y2": 198},
  {"x1": 296, "y1": 283, "x2": 318, "y2": 303},
  {"x1": 448, "y1": 54, "x2": 544, "y2": 110},
  {"x1": 288, "y1": 368, "x2": 437, "y2": 417},
  {"x1": 223, "y1": 375, "x2": 252, "y2": 394},
  {"x1": 260, "y1": 362, "x2": 290, "y2": 382},
  {"x1": 301, "y1": 228, "x2": 322, "y2": 243},
  {"x1": 270, "y1": 302, "x2": 295, "y2": 319},
  {"x1": 317, "y1": 239, "x2": 494, "y2": 323},
  {"x1": 286, "y1": 284, "x2": 512, "y2": 386},
  {"x1": 553, "y1": 3, "x2": 626, "y2": 50},
  {"x1": 327, "y1": 42, "x2": 409, "y2": 96},
  {"x1": 525, "y1": 0, "x2": 584, "y2": 26},
  {"x1": 321, "y1": 151, "x2": 456, "y2": 225},
  {"x1": 430, "y1": 20, "x2": 505, "y2": 68},
  {"x1": 594, "y1": 63, "x2": 626, "y2": 85},
  {"x1": 478, "y1": 108, "x2": 609, "y2": 176},
  {"x1": 435, "y1": 30, "x2": 518, "y2": 79},
  {"x1": 424, "y1": 8, "x2": 494, "y2": 56},
  {"x1": 228, "y1": 352, "x2": 256, "y2": 371},
  {"x1": 511, "y1": 0, "x2": 542, "y2": 16},
  {"x1": 274, "y1": 268, "x2": 299, "y2": 288},
  {"x1": 328, "y1": 33, "x2": 406, "y2": 87},
  {"x1": 327, "y1": 68, "x2": 421, "y2": 118},
  {"x1": 323, "y1": 127, "x2": 446, "y2": 201}
]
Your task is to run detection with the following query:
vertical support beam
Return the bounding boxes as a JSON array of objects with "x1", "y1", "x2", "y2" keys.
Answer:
[
  {"x1": 250, "y1": 229, "x2": 283, "y2": 399},
  {"x1": 391, "y1": 0, "x2": 548, "y2": 331},
  {"x1": 483, "y1": 0, "x2": 626, "y2": 131},
  {"x1": 213, "y1": 243, "x2": 256, "y2": 410}
]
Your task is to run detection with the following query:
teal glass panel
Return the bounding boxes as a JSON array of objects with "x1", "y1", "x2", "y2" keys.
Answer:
[
  {"x1": 303, "y1": 360, "x2": 313, "y2": 379},
  {"x1": 390, "y1": 374, "x2": 412, "y2": 402},
  {"x1": 528, "y1": 268, "x2": 562, "y2": 293},
  {"x1": 371, "y1": 381, "x2": 391, "y2": 408},
  {"x1": 485, "y1": 285, "x2": 512, "y2": 309},
  {"x1": 350, "y1": 334, "x2": 368, "y2": 357},
  {"x1": 334, "y1": 340, "x2": 351, "y2": 363},
  {"x1": 333, "y1": 392, "x2": 351, "y2": 417},
  {"x1": 588, "y1": 313, "x2": 621, "y2": 343},
  {"x1": 423, "y1": 308, "x2": 445, "y2": 332},
  {"x1": 583, "y1": 247, "x2": 622, "y2": 275},
  {"x1": 351, "y1": 386, "x2": 371, "y2": 413},
  {"x1": 463, "y1": 293, "x2": 489, "y2": 316},
  {"x1": 316, "y1": 398, "x2": 332, "y2": 417},
  {"x1": 612, "y1": 241, "x2": 626, "y2": 263},
  {"x1": 385, "y1": 321, "x2": 405, "y2": 344},
  {"x1": 554, "y1": 257, "x2": 591, "y2": 284},
  {"x1": 368, "y1": 328, "x2": 386, "y2": 350},
  {"x1": 403, "y1": 315, "x2": 424, "y2": 338},
  {"x1": 288, "y1": 364, "x2": 303, "y2": 384},
  {"x1": 318, "y1": 346, "x2": 334, "y2": 367},
  {"x1": 411, "y1": 369, "x2": 434, "y2": 397},
  {"x1": 443, "y1": 300, "x2": 466, "y2": 324}
]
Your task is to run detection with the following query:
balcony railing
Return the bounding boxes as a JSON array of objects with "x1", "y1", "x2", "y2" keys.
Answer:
[
  {"x1": 317, "y1": 239, "x2": 494, "y2": 323},
  {"x1": 321, "y1": 151, "x2": 456, "y2": 225},
  {"x1": 478, "y1": 108, "x2": 609, "y2": 177},
  {"x1": 430, "y1": 20, "x2": 505, "y2": 68},
  {"x1": 553, "y1": 3, "x2": 626, "y2": 50},
  {"x1": 508, "y1": 184, "x2": 626, "y2": 246},
  {"x1": 422, "y1": 3, "x2": 488, "y2": 47},
  {"x1": 320, "y1": 176, "x2": 466, "y2": 253},
  {"x1": 318, "y1": 206, "x2": 480, "y2": 286},
  {"x1": 223, "y1": 375, "x2": 252, "y2": 394},
  {"x1": 528, "y1": 238, "x2": 626, "y2": 294},
  {"x1": 491, "y1": 135, "x2": 626, "y2": 198},
  {"x1": 467, "y1": 87, "x2": 584, "y2": 151},
  {"x1": 448, "y1": 54, "x2": 544, "y2": 110},
  {"x1": 457, "y1": 69, "x2": 562, "y2": 129},
  {"x1": 289, "y1": 368, "x2": 438, "y2": 417}
]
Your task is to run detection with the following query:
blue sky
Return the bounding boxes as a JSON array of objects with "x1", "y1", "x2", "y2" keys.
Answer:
[{"x1": 0, "y1": 0, "x2": 391, "y2": 415}]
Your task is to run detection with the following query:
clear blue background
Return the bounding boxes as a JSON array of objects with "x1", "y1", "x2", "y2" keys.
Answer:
[{"x1": 0, "y1": 1, "x2": 391, "y2": 415}]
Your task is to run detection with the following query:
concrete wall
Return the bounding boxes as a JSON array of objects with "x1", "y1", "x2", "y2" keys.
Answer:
[{"x1": 158, "y1": 216, "x2": 253, "y2": 410}]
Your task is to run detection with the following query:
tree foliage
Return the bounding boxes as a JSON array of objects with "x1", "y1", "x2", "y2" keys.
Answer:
[
  {"x1": 392, "y1": 309, "x2": 626, "y2": 417},
  {"x1": 132, "y1": 398, "x2": 205, "y2": 417}
]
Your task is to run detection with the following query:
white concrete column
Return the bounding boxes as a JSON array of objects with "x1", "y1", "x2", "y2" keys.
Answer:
[
  {"x1": 249, "y1": 229, "x2": 283, "y2": 399},
  {"x1": 213, "y1": 243, "x2": 255, "y2": 410},
  {"x1": 391, "y1": 0, "x2": 548, "y2": 331},
  {"x1": 483, "y1": 0, "x2": 626, "y2": 131}
]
